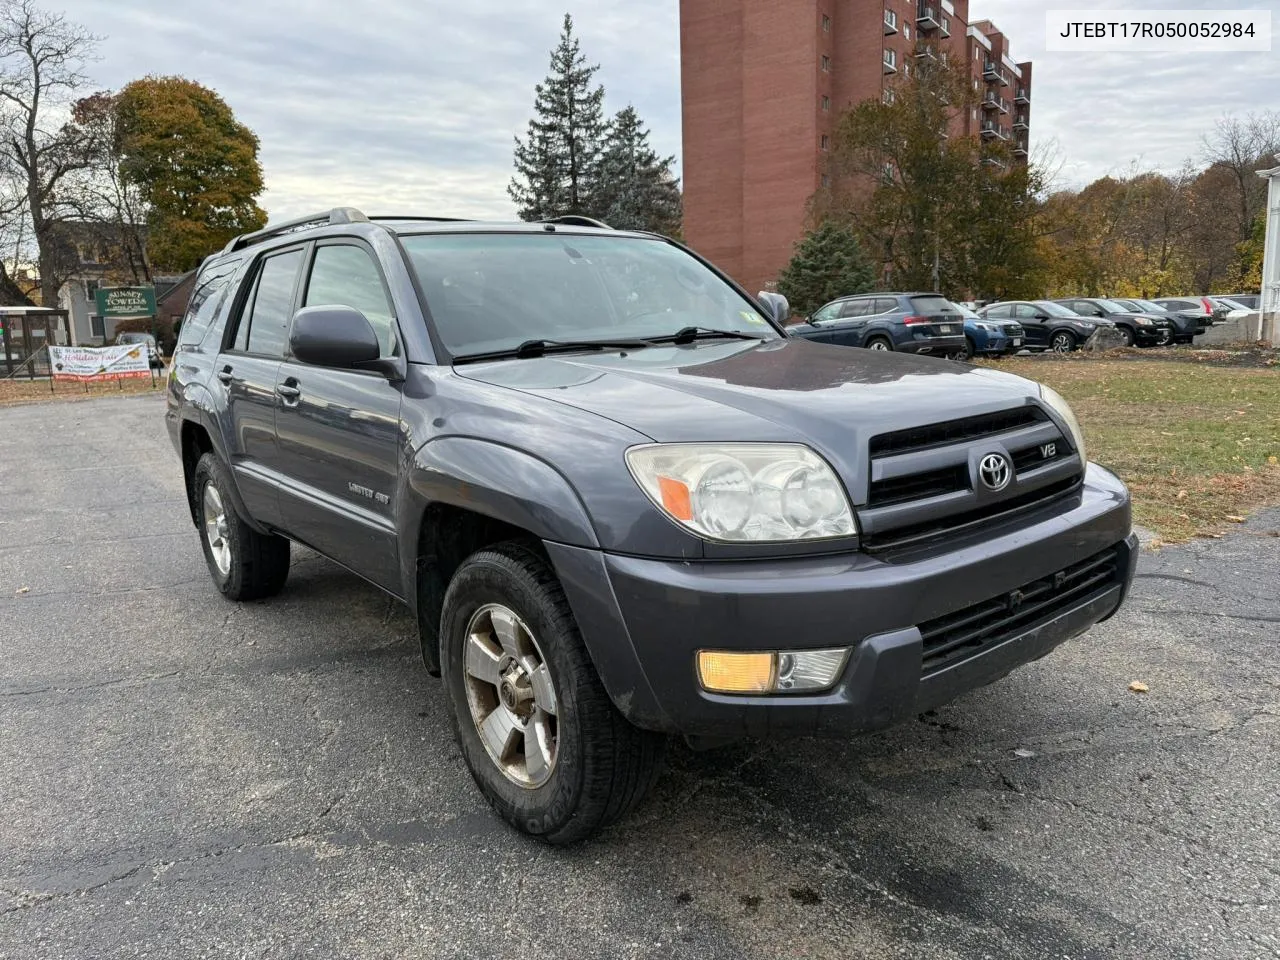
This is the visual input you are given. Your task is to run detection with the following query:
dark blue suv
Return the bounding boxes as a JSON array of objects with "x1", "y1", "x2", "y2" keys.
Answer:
[{"x1": 788, "y1": 293, "x2": 967, "y2": 355}]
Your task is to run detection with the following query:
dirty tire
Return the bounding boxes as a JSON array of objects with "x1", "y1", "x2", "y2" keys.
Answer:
[
  {"x1": 440, "y1": 541, "x2": 665, "y2": 844},
  {"x1": 193, "y1": 453, "x2": 290, "y2": 601}
]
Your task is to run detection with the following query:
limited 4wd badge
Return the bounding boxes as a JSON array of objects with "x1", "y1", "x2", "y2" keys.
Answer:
[{"x1": 349, "y1": 482, "x2": 390, "y2": 506}]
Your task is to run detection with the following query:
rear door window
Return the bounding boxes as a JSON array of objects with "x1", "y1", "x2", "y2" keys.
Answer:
[
  {"x1": 237, "y1": 249, "x2": 304, "y2": 358},
  {"x1": 1013, "y1": 304, "x2": 1038, "y2": 320},
  {"x1": 840, "y1": 299, "x2": 872, "y2": 318}
]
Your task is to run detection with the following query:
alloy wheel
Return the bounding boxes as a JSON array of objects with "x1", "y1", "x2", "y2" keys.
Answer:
[
  {"x1": 463, "y1": 604, "x2": 559, "y2": 788},
  {"x1": 1051, "y1": 333, "x2": 1074, "y2": 353},
  {"x1": 202, "y1": 484, "x2": 232, "y2": 576},
  {"x1": 868, "y1": 340, "x2": 890, "y2": 351}
]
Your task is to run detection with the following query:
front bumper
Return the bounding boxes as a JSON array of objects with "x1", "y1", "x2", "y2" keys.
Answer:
[
  {"x1": 1134, "y1": 325, "x2": 1172, "y2": 345},
  {"x1": 547, "y1": 464, "x2": 1135, "y2": 739}
]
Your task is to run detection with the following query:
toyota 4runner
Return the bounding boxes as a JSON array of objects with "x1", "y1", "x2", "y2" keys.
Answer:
[{"x1": 167, "y1": 208, "x2": 1137, "y2": 843}]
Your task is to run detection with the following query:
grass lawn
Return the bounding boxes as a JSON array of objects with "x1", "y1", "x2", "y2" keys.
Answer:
[
  {"x1": 0, "y1": 377, "x2": 166, "y2": 406},
  {"x1": 991, "y1": 357, "x2": 1280, "y2": 543}
]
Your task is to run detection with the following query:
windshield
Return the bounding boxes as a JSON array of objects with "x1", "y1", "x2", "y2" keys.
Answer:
[
  {"x1": 1034, "y1": 301, "x2": 1080, "y2": 318},
  {"x1": 1132, "y1": 299, "x2": 1167, "y2": 312},
  {"x1": 401, "y1": 233, "x2": 779, "y2": 358},
  {"x1": 1096, "y1": 300, "x2": 1130, "y2": 315}
]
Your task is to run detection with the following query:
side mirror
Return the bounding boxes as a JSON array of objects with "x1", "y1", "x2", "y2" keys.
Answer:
[
  {"x1": 1035, "y1": 313, "x2": 1050, "y2": 320},
  {"x1": 290, "y1": 306, "x2": 380, "y2": 369},
  {"x1": 757, "y1": 291, "x2": 791, "y2": 325}
]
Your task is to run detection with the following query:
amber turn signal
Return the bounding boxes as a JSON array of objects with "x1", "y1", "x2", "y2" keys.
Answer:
[{"x1": 696, "y1": 651, "x2": 776, "y2": 694}]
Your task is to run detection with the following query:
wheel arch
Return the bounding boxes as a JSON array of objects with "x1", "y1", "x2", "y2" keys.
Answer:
[{"x1": 401, "y1": 437, "x2": 601, "y2": 675}]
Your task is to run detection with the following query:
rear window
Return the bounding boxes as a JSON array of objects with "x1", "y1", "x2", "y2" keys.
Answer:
[{"x1": 909, "y1": 295, "x2": 960, "y2": 315}]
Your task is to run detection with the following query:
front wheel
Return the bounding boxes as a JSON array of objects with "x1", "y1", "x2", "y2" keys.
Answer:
[
  {"x1": 193, "y1": 453, "x2": 290, "y2": 601},
  {"x1": 1050, "y1": 331, "x2": 1077, "y2": 353},
  {"x1": 440, "y1": 542, "x2": 665, "y2": 844}
]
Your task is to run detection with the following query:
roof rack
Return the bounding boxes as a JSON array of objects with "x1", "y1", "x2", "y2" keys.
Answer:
[
  {"x1": 540, "y1": 215, "x2": 612, "y2": 229},
  {"x1": 221, "y1": 207, "x2": 370, "y2": 254},
  {"x1": 367, "y1": 215, "x2": 472, "y2": 224}
]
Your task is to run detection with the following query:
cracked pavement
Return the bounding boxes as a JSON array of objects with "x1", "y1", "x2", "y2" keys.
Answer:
[{"x1": 1, "y1": 394, "x2": 1278, "y2": 959}]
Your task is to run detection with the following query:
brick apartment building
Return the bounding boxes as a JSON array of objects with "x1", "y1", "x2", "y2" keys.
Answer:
[{"x1": 680, "y1": 0, "x2": 1032, "y2": 295}]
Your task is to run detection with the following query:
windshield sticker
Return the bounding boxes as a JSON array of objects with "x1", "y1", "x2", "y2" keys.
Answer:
[{"x1": 740, "y1": 311, "x2": 766, "y2": 325}]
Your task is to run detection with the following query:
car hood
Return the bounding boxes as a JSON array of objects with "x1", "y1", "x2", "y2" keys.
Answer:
[{"x1": 456, "y1": 338, "x2": 1045, "y2": 495}]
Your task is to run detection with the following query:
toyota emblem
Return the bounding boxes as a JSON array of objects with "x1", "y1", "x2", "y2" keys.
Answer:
[{"x1": 979, "y1": 453, "x2": 1012, "y2": 492}]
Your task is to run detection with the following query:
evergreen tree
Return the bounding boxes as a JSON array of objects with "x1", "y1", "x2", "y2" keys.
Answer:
[
  {"x1": 594, "y1": 106, "x2": 682, "y2": 234},
  {"x1": 509, "y1": 14, "x2": 606, "y2": 221},
  {"x1": 776, "y1": 221, "x2": 875, "y2": 317}
]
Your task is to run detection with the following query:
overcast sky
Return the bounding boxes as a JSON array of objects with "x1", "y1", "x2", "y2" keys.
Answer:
[{"x1": 51, "y1": 0, "x2": 1280, "y2": 220}]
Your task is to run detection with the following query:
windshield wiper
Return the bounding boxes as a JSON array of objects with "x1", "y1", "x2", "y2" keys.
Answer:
[
  {"x1": 454, "y1": 337, "x2": 655, "y2": 364},
  {"x1": 654, "y1": 326, "x2": 768, "y2": 345}
]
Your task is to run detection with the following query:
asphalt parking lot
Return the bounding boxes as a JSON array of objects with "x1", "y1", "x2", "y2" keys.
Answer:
[{"x1": 2, "y1": 393, "x2": 1277, "y2": 960}]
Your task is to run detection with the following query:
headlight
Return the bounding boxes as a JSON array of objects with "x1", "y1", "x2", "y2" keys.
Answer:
[
  {"x1": 978, "y1": 322, "x2": 999, "y2": 333},
  {"x1": 626, "y1": 443, "x2": 856, "y2": 542},
  {"x1": 1135, "y1": 317, "x2": 1152, "y2": 326},
  {"x1": 1038, "y1": 385, "x2": 1087, "y2": 465}
]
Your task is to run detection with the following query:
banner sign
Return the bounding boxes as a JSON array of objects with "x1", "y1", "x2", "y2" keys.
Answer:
[
  {"x1": 94, "y1": 286, "x2": 156, "y2": 318},
  {"x1": 48, "y1": 344, "x2": 151, "y2": 381}
]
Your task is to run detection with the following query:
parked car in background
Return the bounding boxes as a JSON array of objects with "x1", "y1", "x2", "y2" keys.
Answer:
[
  {"x1": 115, "y1": 331, "x2": 163, "y2": 369},
  {"x1": 1152, "y1": 297, "x2": 1222, "y2": 333},
  {"x1": 1209, "y1": 297, "x2": 1255, "y2": 321},
  {"x1": 981, "y1": 300, "x2": 1104, "y2": 353},
  {"x1": 953, "y1": 304, "x2": 1024, "y2": 360},
  {"x1": 1054, "y1": 298, "x2": 1174, "y2": 347},
  {"x1": 1220, "y1": 293, "x2": 1260, "y2": 310},
  {"x1": 787, "y1": 293, "x2": 967, "y2": 355},
  {"x1": 1107, "y1": 298, "x2": 1200, "y2": 344}
]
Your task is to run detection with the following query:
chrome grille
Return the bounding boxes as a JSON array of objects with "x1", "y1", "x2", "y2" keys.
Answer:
[{"x1": 861, "y1": 405, "x2": 1083, "y2": 551}]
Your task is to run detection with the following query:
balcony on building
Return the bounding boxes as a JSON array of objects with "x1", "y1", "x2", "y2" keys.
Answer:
[
  {"x1": 981, "y1": 155, "x2": 1008, "y2": 170},
  {"x1": 980, "y1": 119, "x2": 999, "y2": 140},
  {"x1": 883, "y1": 49, "x2": 898, "y2": 74},
  {"x1": 998, "y1": 96, "x2": 1011, "y2": 113},
  {"x1": 884, "y1": 8, "x2": 898, "y2": 34},
  {"x1": 939, "y1": 15, "x2": 951, "y2": 37},
  {"x1": 915, "y1": 40, "x2": 939, "y2": 61},
  {"x1": 982, "y1": 91, "x2": 1000, "y2": 111},
  {"x1": 917, "y1": 2, "x2": 941, "y2": 31},
  {"x1": 982, "y1": 59, "x2": 1000, "y2": 82},
  {"x1": 998, "y1": 126, "x2": 1012, "y2": 141},
  {"x1": 1013, "y1": 112, "x2": 1029, "y2": 130},
  {"x1": 1013, "y1": 138, "x2": 1028, "y2": 157},
  {"x1": 1015, "y1": 86, "x2": 1030, "y2": 104}
]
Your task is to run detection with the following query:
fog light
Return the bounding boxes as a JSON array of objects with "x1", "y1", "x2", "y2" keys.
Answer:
[
  {"x1": 696, "y1": 648, "x2": 850, "y2": 695},
  {"x1": 696, "y1": 651, "x2": 775, "y2": 694}
]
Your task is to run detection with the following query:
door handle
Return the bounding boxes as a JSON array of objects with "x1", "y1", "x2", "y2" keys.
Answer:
[
  {"x1": 276, "y1": 380, "x2": 301, "y2": 404},
  {"x1": 216, "y1": 365, "x2": 234, "y2": 385}
]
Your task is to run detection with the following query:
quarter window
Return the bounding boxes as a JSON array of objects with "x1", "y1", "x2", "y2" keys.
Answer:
[
  {"x1": 179, "y1": 271, "x2": 233, "y2": 347},
  {"x1": 304, "y1": 244, "x2": 398, "y2": 358}
]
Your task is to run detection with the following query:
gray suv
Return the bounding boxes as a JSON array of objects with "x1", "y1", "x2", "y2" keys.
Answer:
[{"x1": 167, "y1": 208, "x2": 1137, "y2": 843}]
